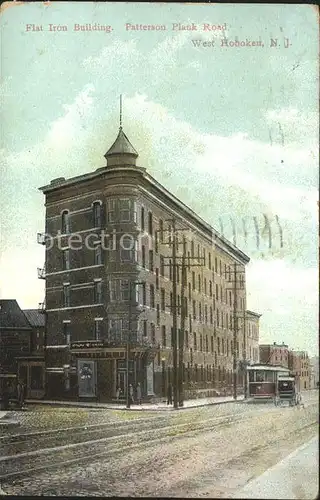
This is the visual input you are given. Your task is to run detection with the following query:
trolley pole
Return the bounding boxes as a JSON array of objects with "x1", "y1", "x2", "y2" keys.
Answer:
[
  {"x1": 172, "y1": 219, "x2": 179, "y2": 409},
  {"x1": 243, "y1": 304, "x2": 248, "y2": 399},
  {"x1": 233, "y1": 262, "x2": 238, "y2": 400}
]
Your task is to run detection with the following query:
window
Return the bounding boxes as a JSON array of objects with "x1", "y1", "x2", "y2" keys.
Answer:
[
  {"x1": 215, "y1": 257, "x2": 218, "y2": 273},
  {"x1": 169, "y1": 260, "x2": 172, "y2": 280},
  {"x1": 203, "y1": 249, "x2": 206, "y2": 266},
  {"x1": 148, "y1": 211, "x2": 153, "y2": 235},
  {"x1": 189, "y1": 314, "x2": 192, "y2": 332},
  {"x1": 94, "y1": 244, "x2": 102, "y2": 265},
  {"x1": 94, "y1": 281, "x2": 102, "y2": 303},
  {"x1": 177, "y1": 295, "x2": 180, "y2": 315},
  {"x1": 184, "y1": 330, "x2": 189, "y2": 349},
  {"x1": 155, "y1": 268, "x2": 159, "y2": 289},
  {"x1": 160, "y1": 255, "x2": 165, "y2": 277},
  {"x1": 192, "y1": 300, "x2": 196, "y2": 320},
  {"x1": 217, "y1": 309, "x2": 220, "y2": 327},
  {"x1": 222, "y1": 338, "x2": 225, "y2": 355},
  {"x1": 217, "y1": 337, "x2": 220, "y2": 355},
  {"x1": 192, "y1": 272, "x2": 196, "y2": 290},
  {"x1": 107, "y1": 199, "x2": 115, "y2": 222},
  {"x1": 170, "y1": 292, "x2": 173, "y2": 314},
  {"x1": 209, "y1": 280, "x2": 212, "y2": 297},
  {"x1": 193, "y1": 332, "x2": 197, "y2": 350},
  {"x1": 95, "y1": 320, "x2": 102, "y2": 340},
  {"x1": 197, "y1": 244, "x2": 200, "y2": 260},
  {"x1": 120, "y1": 236, "x2": 133, "y2": 261},
  {"x1": 204, "y1": 278, "x2": 207, "y2": 295},
  {"x1": 141, "y1": 206, "x2": 145, "y2": 231},
  {"x1": 63, "y1": 322, "x2": 71, "y2": 345},
  {"x1": 211, "y1": 336, "x2": 214, "y2": 353},
  {"x1": 216, "y1": 284, "x2": 219, "y2": 301},
  {"x1": 221, "y1": 311, "x2": 224, "y2": 328},
  {"x1": 199, "y1": 302, "x2": 202, "y2": 321},
  {"x1": 143, "y1": 320, "x2": 147, "y2": 340},
  {"x1": 205, "y1": 335, "x2": 208, "y2": 352},
  {"x1": 224, "y1": 263, "x2": 227, "y2": 278},
  {"x1": 93, "y1": 202, "x2": 102, "y2": 227},
  {"x1": 219, "y1": 260, "x2": 222, "y2": 275},
  {"x1": 110, "y1": 280, "x2": 130, "y2": 301},
  {"x1": 188, "y1": 282, "x2": 191, "y2": 301},
  {"x1": 142, "y1": 245, "x2": 146, "y2": 268},
  {"x1": 177, "y1": 266, "x2": 180, "y2": 284},
  {"x1": 155, "y1": 231, "x2": 158, "y2": 254},
  {"x1": 62, "y1": 249, "x2": 70, "y2": 270},
  {"x1": 188, "y1": 251, "x2": 191, "y2": 270},
  {"x1": 61, "y1": 210, "x2": 70, "y2": 234},
  {"x1": 63, "y1": 284, "x2": 70, "y2": 307},
  {"x1": 156, "y1": 304, "x2": 160, "y2": 325},
  {"x1": 142, "y1": 283, "x2": 146, "y2": 305},
  {"x1": 229, "y1": 291, "x2": 232, "y2": 306},
  {"x1": 161, "y1": 289, "x2": 165, "y2": 311},
  {"x1": 109, "y1": 318, "x2": 127, "y2": 342},
  {"x1": 150, "y1": 284, "x2": 155, "y2": 308},
  {"x1": 198, "y1": 275, "x2": 201, "y2": 292},
  {"x1": 119, "y1": 199, "x2": 131, "y2": 222},
  {"x1": 208, "y1": 252, "x2": 212, "y2": 270},
  {"x1": 191, "y1": 240, "x2": 194, "y2": 257},
  {"x1": 210, "y1": 306, "x2": 213, "y2": 324},
  {"x1": 151, "y1": 323, "x2": 156, "y2": 344},
  {"x1": 159, "y1": 219, "x2": 164, "y2": 243},
  {"x1": 205, "y1": 305, "x2": 208, "y2": 324},
  {"x1": 162, "y1": 325, "x2": 166, "y2": 347},
  {"x1": 149, "y1": 250, "x2": 154, "y2": 271}
]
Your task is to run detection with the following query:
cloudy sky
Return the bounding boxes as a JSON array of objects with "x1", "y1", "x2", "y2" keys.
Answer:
[{"x1": 1, "y1": 3, "x2": 318, "y2": 355}]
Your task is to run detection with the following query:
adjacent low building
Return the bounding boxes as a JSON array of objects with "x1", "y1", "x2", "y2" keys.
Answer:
[{"x1": 0, "y1": 300, "x2": 45, "y2": 399}]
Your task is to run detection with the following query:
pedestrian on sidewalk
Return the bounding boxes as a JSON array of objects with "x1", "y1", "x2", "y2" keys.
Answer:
[
  {"x1": 167, "y1": 383, "x2": 173, "y2": 405},
  {"x1": 129, "y1": 384, "x2": 134, "y2": 404},
  {"x1": 136, "y1": 383, "x2": 142, "y2": 405}
]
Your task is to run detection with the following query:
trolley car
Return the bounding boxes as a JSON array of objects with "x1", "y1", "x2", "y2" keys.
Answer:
[{"x1": 247, "y1": 364, "x2": 290, "y2": 402}]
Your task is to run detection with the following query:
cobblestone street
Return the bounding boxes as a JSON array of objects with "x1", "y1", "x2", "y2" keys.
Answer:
[{"x1": 1, "y1": 393, "x2": 318, "y2": 497}]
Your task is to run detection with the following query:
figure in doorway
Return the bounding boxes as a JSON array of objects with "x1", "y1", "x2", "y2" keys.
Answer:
[
  {"x1": 129, "y1": 384, "x2": 134, "y2": 404},
  {"x1": 136, "y1": 383, "x2": 142, "y2": 405},
  {"x1": 116, "y1": 386, "x2": 122, "y2": 401},
  {"x1": 17, "y1": 379, "x2": 25, "y2": 409},
  {"x1": 167, "y1": 383, "x2": 173, "y2": 405}
]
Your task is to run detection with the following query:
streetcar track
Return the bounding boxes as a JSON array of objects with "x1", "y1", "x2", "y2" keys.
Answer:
[{"x1": 0, "y1": 412, "x2": 250, "y2": 482}]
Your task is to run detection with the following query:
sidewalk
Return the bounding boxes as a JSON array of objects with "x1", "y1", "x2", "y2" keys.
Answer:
[
  {"x1": 234, "y1": 435, "x2": 319, "y2": 499},
  {"x1": 24, "y1": 395, "x2": 244, "y2": 411}
]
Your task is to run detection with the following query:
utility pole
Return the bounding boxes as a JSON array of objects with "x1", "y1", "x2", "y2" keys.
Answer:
[
  {"x1": 172, "y1": 219, "x2": 179, "y2": 409},
  {"x1": 159, "y1": 219, "x2": 205, "y2": 409},
  {"x1": 243, "y1": 299, "x2": 248, "y2": 399},
  {"x1": 225, "y1": 262, "x2": 246, "y2": 401},
  {"x1": 126, "y1": 280, "x2": 144, "y2": 409},
  {"x1": 233, "y1": 263, "x2": 238, "y2": 400},
  {"x1": 178, "y1": 235, "x2": 187, "y2": 407}
]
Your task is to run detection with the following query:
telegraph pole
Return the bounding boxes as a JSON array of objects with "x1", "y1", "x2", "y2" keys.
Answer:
[
  {"x1": 243, "y1": 300, "x2": 248, "y2": 399},
  {"x1": 172, "y1": 219, "x2": 179, "y2": 409},
  {"x1": 178, "y1": 235, "x2": 187, "y2": 407},
  {"x1": 232, "y1": 263, "x2": 238, "y2": 400}
]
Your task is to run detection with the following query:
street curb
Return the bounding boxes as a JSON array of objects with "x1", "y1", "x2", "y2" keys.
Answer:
[{"x1": 24, "y1": 398, "x2": 244, "y2": 411}]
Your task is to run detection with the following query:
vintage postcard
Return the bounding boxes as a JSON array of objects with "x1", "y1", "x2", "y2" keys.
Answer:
[{"x1": 0, "y1": 1, "x2": 318, "y2": 498}]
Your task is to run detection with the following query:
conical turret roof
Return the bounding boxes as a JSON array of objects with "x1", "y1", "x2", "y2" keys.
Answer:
[{"x1": 104, "y1": 127, "x2": 138, "y2": 158}]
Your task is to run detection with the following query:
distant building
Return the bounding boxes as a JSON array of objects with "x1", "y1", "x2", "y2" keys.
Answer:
[
  {"x1": 259, "y1": 342, "x2": 289, "y2": 368},
  {"x1": 0, "y1": 299, "x2": 45, "y2": 399},
  {"x1": 245, "y1": 310, "x2": 261, "y2": 364},
  {"x1": 38, "y1": 124, "x2": 250, "y2": 402},
  {"x1": 309, "y1": 356, "x2": 319, "y2": 389},
  {"x1": 289, "y1": 350, "x2": 311, "y2": 391}
]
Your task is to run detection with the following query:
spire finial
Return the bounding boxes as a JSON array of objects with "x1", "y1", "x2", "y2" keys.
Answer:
[{"x1": 120, "y1": 94, "x2": 122, "y2": 129}]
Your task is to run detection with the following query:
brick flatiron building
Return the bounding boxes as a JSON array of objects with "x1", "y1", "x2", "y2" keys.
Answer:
[{"x1": 38, "y1": 124, "x2": 250, "y2": 402}]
